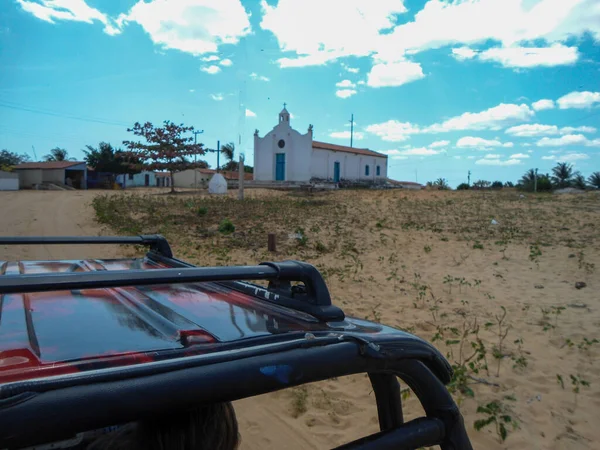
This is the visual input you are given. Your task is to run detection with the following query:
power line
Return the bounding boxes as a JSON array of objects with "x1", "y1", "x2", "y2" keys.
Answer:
[{"x1": 0, "y1": 100, "x2": 130, "y2": 127}]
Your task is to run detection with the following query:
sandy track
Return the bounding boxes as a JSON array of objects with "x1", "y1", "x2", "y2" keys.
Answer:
[{"x1": 0, "y1": 190, "x2": 119, "y2": 260}]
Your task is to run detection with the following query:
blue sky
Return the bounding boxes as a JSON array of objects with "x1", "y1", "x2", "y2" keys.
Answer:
[{"x1": 1, "y1": 0, "x2": 599, "y2": 186}]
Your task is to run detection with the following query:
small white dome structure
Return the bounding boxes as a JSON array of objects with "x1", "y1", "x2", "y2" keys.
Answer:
[{"x1": 208, "y1": 173, "x2": 227, "y2": 194}]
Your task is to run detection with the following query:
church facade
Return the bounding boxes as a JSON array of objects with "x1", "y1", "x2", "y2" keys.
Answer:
[{"x1": 254, "y1": 107, "x2": 388, "y2": 183}]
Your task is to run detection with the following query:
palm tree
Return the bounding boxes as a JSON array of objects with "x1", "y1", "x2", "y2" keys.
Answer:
[
  {"x1": 551, "y1": 162, "x2": 574, "y2": 188},
  {"x1": 44, "y1": 147, "x2": 74, "y2": 162},
  {"x1": 220, "y1": 142, "x2": 237, "y2": 171},
  {"x1": 433, "y1": 178, "x2": 450, "y2": 190},
  {"x1": 519, "y1": 169, "x2": 536, "y2": 186},
  {"x1": 588, "y1": 172, "x2": 600, "y2": 189},
  {"x1": 571, "y1": 172, "x2": 587, "y2": 190}
]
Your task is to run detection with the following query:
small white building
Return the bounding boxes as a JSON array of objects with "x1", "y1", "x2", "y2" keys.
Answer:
[
  {"x1": 254, "y1": 107, "x2": 388, "y2": 183},
  {"x1": 115, "y1": 171, "x2": 156, "y2": 188}
]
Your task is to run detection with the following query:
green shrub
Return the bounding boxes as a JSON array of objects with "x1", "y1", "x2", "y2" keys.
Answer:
[
  {"x1": 197, "y1": 207, "x2": 208, "y2": 216},
  {"x1": 218, "y1": 218, "x2": 235, "y2": 234},
  {"x1": 491, "y1": 181, "x2": 503, "y2": 189},
  {"x1": 456, "y1": 183, "x2": 470, "y2": 190}
]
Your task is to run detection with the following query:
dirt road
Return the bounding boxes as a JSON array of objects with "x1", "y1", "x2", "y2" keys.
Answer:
[{"x1": 0, "y1": 190, "x2": 119, "y2": 260}]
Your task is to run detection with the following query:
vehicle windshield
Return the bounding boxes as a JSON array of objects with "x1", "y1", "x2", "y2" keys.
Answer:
[{"x1": 2, "y1": 1, "x2": 599, "y2": 449}]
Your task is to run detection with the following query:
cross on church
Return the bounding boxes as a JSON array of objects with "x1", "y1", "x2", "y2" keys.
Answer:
[{"x1": 283, "y1": 102, "x2": 286, "y2": 109}]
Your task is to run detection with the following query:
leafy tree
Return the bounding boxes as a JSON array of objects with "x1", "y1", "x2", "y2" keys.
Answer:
[
  {"x1": 571, "y1": 172, "x2": 587, "y2": 190},
  {"x1": 551, "y1": 162, "x2": 574, "y2": 188},
  {"x1": 504, "y1": 181, "x2": 515, "y2": 188},
  {"x1": 491, "y1": 181, "x2": 503, "y2": 189},
  {"x1": 456, "y1": 182, "x2": 470, "y2": 190},
  {"x1": 123, "y1": 121, "x2": 205, "y2": 192},
  {"x1": 473, "y1": 180, "x2": 491, "y2": 189},
  {"x1": 588, "y1": 172, "x2": 600, "y2": 189},
  {"x1": 44, "y1": 147, "x2": 74, "y2": 162},
  {"x1": 84, "y1": 142, "x2": 141, "y2": 187},
  {"x1": 433, "y1": 178, "x2": 450, "y2": 190},
  {"x1": 1, "y1": 149, "x2": 30, "y2": 170}
]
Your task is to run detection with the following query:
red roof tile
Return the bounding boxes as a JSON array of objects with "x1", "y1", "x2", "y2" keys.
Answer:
[
  {"x1": 312, "y1": 141, "x2": 387, "y2": 158},
  {"x1": 13, "y1": 161, "x2": 85, "y2": 170}
]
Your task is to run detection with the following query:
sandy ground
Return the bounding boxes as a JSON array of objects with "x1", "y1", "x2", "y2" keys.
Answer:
[{"x1": 1, "y1": 189, "x2": 599, "y2": 450}]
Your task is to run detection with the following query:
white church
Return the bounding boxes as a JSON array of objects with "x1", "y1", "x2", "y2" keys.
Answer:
[{"x1": 253, "y1": 106, "x2": 388, "y2": 183}]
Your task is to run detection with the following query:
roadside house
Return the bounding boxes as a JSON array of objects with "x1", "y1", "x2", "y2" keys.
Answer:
[{"x1": 13, "y1": 161, "x2": 87, "y2": 189}]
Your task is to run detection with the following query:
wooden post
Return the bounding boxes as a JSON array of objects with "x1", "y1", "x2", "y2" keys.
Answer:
[
  {"x1": 238, "y1": 154, "x2": 244, "y2": 200},
  {"x1": 268, "y1": 233, "x2": 277, "y2": 252}
]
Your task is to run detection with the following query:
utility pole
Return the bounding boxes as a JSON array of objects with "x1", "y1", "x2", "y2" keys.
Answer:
[
  {"x1": 534, "y1": 168, "x2": 538, "y2": 193},
  {"x1": 31, "y1": 145, "x2": 37, "y2": 161},
  {"x1": 193, "y1": 129, "x2": 204, "y2": 189},
  {"x1": 349, "y1": 114, "x2": 354, "y2": 148},
  {"x1": 467, "y1": 170, "x2": 471, "y2": 186},
  {"x1": 415, "y1": 169, "x2": 418, "y2": 183}
]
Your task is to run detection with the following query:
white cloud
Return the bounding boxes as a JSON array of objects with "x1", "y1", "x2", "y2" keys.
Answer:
[
  {"x1": 17, "y1": 0, "x2": 120, "y2": 35},
  {"x1": 531, "y1": 99, "x2": 555, "y2": 111},
  {"x1": 503, "y1": 142, "x2": 514, "y2": 148},
  {"x1": 336, "y1": 79, "x2": 356, "y2": 88},
  {"x1": 365, "y1": 120, "x2": 420, "y2": 142},
  {"x1": 260, "y1": 0, "x2": 408, "y2": 67},
  {"x1": 357, "y1": 80, "x2": 366, "y2": 85},
  {"x1": 510, "y1": 153, "x2": 529, "y2": 159},
  {"x1": 560, "y1": 153, "x2": 590, "y2": 162},
  {"x1": 451, "y1": 46, "x2": 477, "y2": 61},
  {"x1": 367, "y1": 60, "x2": 425, "y2": 88},
  {"x1": 341, "y1": 63, "x2": 360, "y2": 73},
  {"x1": 542, "y1": 155, "x2": 556, "y2": 160},
  {"x1": 219, "y1": 58, "x2": 233, "y2": 66},
  {"x1": 456, "y1": 137, "x2": 506, "y2": 149},
  {"x1": 245, "y1": 108, "x2": 256, "y2": 117},
  {"x1": 335, "y1": 89, "x2": 357, "y2": 99},
  {"x1": 561, "y1": 126, "x2": 597, "y2": 134},
  {"x1": 377, "y1": 0, "x2": 599, "y2": 61},
  {"x1": 484, "y1": 154, "x2": 501, "y2": 159},
  {"x1": 536, "y1": 134, "x2": 588, "y2": 147},
  {"x1": 329, "y1": 131, "x2": 364, "y2": 140},
  {"x1": 506, "y1": 124, "x2": 559, "y2": 137},
  {"x1": 475, "y1": 158, "x2": 522, "y2": 166},
  {"x1": 118, "y1": 0, "x2": 251, "y2": 56},
  {"x1": 430, "y1": 140, "x2": 450, "y2": 148},
  {"x1": 189, "y1": 89, "x2": 195, "y2": 93},
  {"x1": 557, "y1": 91, "x2": 600, "y2": 109},
  {"x1": 210, "y1": 93, "x2": 224, "y2": 101},
  {"x1": 201, "y1": 65, "x2": 221, "y2": 74},
  {"x1": 506, "y1": 123, "x2": 597, "y2": 137},
  {"x1": 454, "y1": 156, "x2": 462, "y2": 159},
  {"x1": 477, "y1": 44, "x2": 578, "y2": 68},
  {"x1": 467, "y1": 155, "x2": 477, "y2": 160},
  {"x1": 202, "y1": 55, "x2": 220, "y2": 62},
  {"x1": 391, "y1": 155, "x2": 409, "y2": 160},
  {"x1": 427, "y1": 103, "x2": 534, "y2": 132},
  {"x1": 249, "y1": 72, "x2": 270, "y2": 82}
]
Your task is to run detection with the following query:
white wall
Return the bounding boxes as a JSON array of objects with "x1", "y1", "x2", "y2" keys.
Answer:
[
  {"x1": 116, "y1": 171, "x2": 156, "y2": 187},
  {"x1": 310, "y1": 149, "x2": 387, "y2": 182},
  {"x1": 173, "y1": 169, "x2": 212, "y2": 188},
  {"x1": 16, "y1": 170, "x2": 43, "y2": 188},
  {"x1": 254, "y1": 120, "x2": 313, "y2": 182},
  {"x1": 41, "y1": 169, "x2": 65, "y2": 184},
  {"x1": 0, "y1": 172, "x2": 19, "y2": 190},
  {"x1": 254, "y1": 111, "x2": 388, "y2": 183}
]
